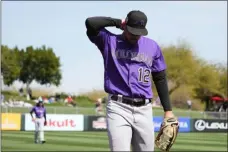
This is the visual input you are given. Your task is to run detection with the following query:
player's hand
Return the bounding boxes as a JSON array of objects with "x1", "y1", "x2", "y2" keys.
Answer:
[
  {"x1": 164, "y1": 111, "x2": 175, "y2": 118},
  {"x1": 32, "y1": 118, "x2": 36, "y2": 122},
  {"x1": 120, "y1": 19, "x2": 126, "y2": 30},
  {"x1": 44, "y1": 121, "x2": 47, "y2": 126}
]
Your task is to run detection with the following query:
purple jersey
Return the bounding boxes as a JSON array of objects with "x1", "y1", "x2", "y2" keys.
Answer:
[
  {"x1": 87, "y1": 29, "x2": 166, "y2": 99},
  {"x1": 30, "y1": 106, "x2": 46, "y2": 118}
]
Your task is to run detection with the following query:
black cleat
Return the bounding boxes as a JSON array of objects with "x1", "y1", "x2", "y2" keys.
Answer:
[{"x1": 41, "y1": 141, "x2": 46, "y2": 144}]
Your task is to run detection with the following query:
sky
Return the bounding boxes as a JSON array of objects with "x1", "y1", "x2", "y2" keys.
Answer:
[{"x1": 2, "y1": 1, "x2": 227, "y2": 95}]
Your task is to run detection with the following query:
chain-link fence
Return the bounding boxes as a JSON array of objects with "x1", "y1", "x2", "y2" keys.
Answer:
[{"x1": 1, "y1": 106, "x2": 227, "y2": 119}]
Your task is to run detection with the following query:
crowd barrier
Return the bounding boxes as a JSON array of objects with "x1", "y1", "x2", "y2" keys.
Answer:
[{"x1": 1, "y1": 113, "x2": 227, "y2": 132}]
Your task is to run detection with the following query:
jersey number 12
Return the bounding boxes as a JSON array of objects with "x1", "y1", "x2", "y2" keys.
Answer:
[{"x1": 138, "y1": 67, "x2": 150, "y2": 83}]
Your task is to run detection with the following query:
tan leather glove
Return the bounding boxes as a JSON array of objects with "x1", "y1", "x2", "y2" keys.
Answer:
[{"x1": 155, "y1": 117, "x2": 179, "y2": 152}]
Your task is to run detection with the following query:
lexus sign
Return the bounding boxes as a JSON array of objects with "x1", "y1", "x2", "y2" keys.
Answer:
[{"x1": 193, "y1": 119, "x2": 227, "y2": 132}]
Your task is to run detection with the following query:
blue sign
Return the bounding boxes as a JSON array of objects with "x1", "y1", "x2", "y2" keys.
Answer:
[{"x1": 152, "y1": 117, "x2": 190, "y2": 132}]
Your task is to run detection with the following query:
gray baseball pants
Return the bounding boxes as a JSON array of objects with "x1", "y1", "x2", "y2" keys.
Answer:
[
  {"x1": 106, "y1": 94, "x2": 155, "y2": 151},
  {"x1": 34, "y1": 117, "x2": 45, "y2": 142}
]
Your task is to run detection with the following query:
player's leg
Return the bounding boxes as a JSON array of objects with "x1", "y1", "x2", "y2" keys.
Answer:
[
  {"x1": 34, "y1": 119, "x2": 39, "y2": 143},
  {"x1": 131, "y1": 102, "x2": 155, "y2": 151},
  {"x1": 39, "y1": 118, "x2": 45, "y2": 143},
  {"x1": 106, "y1": 99, "x2": 133, "y2": 151}
]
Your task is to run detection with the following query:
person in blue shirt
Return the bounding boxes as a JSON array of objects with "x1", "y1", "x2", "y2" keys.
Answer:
[{"x1": 30, "y1": 99, "x2": 47, "y2": 144}]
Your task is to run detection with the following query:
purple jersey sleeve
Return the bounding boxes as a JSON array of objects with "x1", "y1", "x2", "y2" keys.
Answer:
[
  {"x1": 87, "y1": 28, "x2": 111, "y2": 55},
  {"x1": 151, "y1": 43, "x2": 167, "y2": 72}
]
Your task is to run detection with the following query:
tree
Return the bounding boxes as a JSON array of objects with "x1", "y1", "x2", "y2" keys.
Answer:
[
  {"x1": 193, "y1": 60, "x2": 223, "y2": 110},
  {"x1": 219, "y1": 69, "x2": 227, "y2": 97},
  {"x1": 1, "y1": 45, "x2": 20, "y2": 86},
  {"x1": 18, "y1": 45, "x2": 62, "y2": 90},
  {"x1": 161, "y1": 43, "x2": 199, "y2": 95},
  {"x1": 215, "y1": 64, "x2": 227, "y2": 97},
  {"x1": 34, "y1": 46, "x2": 62, "y2": 86}
]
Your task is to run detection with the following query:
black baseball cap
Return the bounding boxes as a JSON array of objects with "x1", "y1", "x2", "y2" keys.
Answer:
[{"x1": 125, "y1": 10, "x2": 148, "y2": 36}]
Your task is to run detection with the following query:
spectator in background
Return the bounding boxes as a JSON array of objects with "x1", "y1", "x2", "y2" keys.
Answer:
[
  {"x1": 26, "y1": 87, "x2": 32, "y2": 100},
  {"x1": 28, "y1": 88, "x2": 32, "y2": 99},
  {"x1": 65, "y1": 96, "x2": 76, "y2": 107},
  {"x1": 48, "y1": 97, "x2": 55, "y2": 104},
  {"x1": 0, "y1": 94, "x2": 5, "y2": 106},
  {"x1": 55, "y1": 94, "x2": 61, "y2": 102},
  {"x1": 1, "y1": 94, "x2": 4, "y2": 103},
  {"x1": 19, "y1": 88, "x2": 23, "y2": 96},
  {"x1": 187, "y1": 99, "x2": 192, "y2": 110},
  {"x1": 155, "y1": 97, "x2": 161, "y2": 106},
  {"x1": 102, "y1": 96, "x2": 108, "y2": 104},
  {"x1": 95, "y1": 98, "x2": 103, "y2": 115}
]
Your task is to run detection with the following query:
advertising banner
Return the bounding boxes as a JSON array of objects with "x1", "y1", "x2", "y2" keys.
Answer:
[
  {"x1": 86, "y1": 116, "x2": 191, "y2": 132},
  {"x1": 1, "y1": 113, "x2": 21, "y2": 130},
  {"x1": 24, "y1": 114, "x2": 84, "y2": 131},
  {"x1": 153, "y1": 117, "x2": 191, "y2": 132},
  {"x1": 87, "y1": 116, "x2": 107, "y2": 131},
  {"x1": 192, "y1": 119, "x2": 227, "y2": 132}
]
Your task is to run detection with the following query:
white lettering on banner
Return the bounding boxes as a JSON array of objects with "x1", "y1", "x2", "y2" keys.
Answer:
[
  {"x1": 179, "y1": 122, "x2": 188, "y2": 128},
  {"x1": 195, "y1": 120, "x2": 228, "y2": 131},
  {"x1": 24, "y1": 114, "x2": 84, "y2": 131},
  {"x1": 154, "y1": 122, "x2": 162, "y2": 128},
  {"x1": 92, "y1": 117, "x2": 106, "y2": 129}
]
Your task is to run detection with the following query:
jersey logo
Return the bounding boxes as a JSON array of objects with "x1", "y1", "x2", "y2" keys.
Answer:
[
  {"x1": 131, "y1": 53, "x2": 153, "y2": 67},
  {"x1": 112, "y1": 49, "x2": 153, "y2": 67}
]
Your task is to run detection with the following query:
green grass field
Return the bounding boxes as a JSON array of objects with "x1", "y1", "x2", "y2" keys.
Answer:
[{"x1": 2, "y1": 131, "x2": 227, "y2": 151}]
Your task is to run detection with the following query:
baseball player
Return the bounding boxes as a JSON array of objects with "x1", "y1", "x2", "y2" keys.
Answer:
[
  {"x1": 85, "y1": 10, "x2": 178, "y2": 151},
  {"x1": 30, "y1": 99, "x2": 47, "y2": 144}
]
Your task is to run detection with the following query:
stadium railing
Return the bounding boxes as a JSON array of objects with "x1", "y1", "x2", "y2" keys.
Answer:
[{"x1": 1, "y1": 106, "x2": 227, "y2": 119}]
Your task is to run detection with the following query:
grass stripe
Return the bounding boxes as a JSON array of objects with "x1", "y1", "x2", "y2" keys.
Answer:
[
  {"x1": 2, "y1": 131, "x2": 227, "y2": 151},
  {"x1": 2, "y1": 139, "x2": 109, "y2": 151},
  {"x1": 2, "y1": 132, "x2": 109, "y2": 141},
  {"x1": 3, "y1": 131, "x2": 226, "y2": 140},
  {"x1": 172, "y1": 144, "x2": 227, "y2": 151},
  {"x1": 2, "y1": 133, "x2": 109, "y2": 146},
  {"x1": 175, "y1": 138, "x2": 227, "y2": 146},
  {"x1": 3, "y1": 131, "x2": 108, "y2": 137},
  {"x1": 3, "y1": 132, "x2": 226, "y2": 145},
  {"x1": 2, "y1": 133, "x2": 109, "y2": 148}
]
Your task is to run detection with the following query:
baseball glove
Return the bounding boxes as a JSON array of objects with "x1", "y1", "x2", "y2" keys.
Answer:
[{"x1": 155, "y1": 117, "x2": 179, "y2": 152}]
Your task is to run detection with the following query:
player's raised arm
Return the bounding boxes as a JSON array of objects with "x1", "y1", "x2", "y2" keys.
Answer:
[
  {"x1": 85, "y1": 16, "x2": 122, "y2": 36},
  {"x1": 85, "y1": 16, "x2": 123, "y2": 54}
]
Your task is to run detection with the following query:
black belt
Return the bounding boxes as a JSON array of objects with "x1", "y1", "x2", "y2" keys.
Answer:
[
  {"x1": 36, "y1": 117, "x2": 43, "y2": 119},
  {"x1": 111, "y1": 95, "x2": 151, "y2": 107}
]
